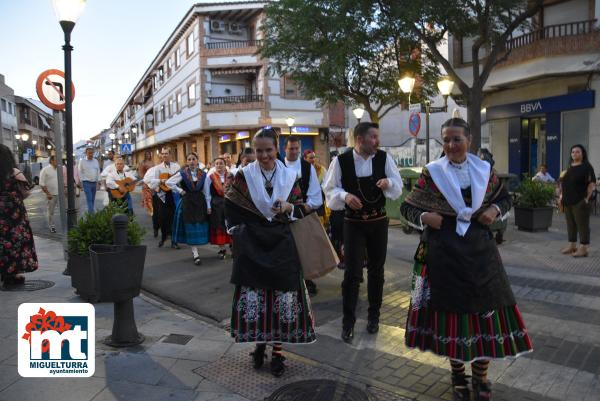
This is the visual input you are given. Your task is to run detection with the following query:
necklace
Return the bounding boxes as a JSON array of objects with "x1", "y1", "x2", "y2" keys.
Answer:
[{"x1": 261, "y1": 165, "x2": 277, "y2": 190}]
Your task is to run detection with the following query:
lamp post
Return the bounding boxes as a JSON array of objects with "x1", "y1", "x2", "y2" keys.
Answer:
[
  {"x1": 285, "y1": 116, "x2": 295, "y2": 135},
  {"x1": 109, "y1": 132, "x2": 116, "y2": 152},
  {"x1": 399, "y1": 76, "x2": 454, "y2": 164},
  {"x1": 52, "y1": 0, "x2": 86, "y2": 230},
  {"x1": 352, "y1": 107, "x2": 365, "y2": 123}
]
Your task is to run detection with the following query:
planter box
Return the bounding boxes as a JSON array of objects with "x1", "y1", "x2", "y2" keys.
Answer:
[
  {"x1": 68, "y1": 252, "x2": 97, "y2": 302},
  {"x1": 514, "y1": 206, "x2": 554, "y2": 232},
  {"x1": 89, "y1": 245, "x2": 146, "y2": 303}
]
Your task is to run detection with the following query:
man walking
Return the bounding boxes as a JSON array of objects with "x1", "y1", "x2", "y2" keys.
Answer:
[
  {"x1": 322, "y1": 122, "x2": 402, "y2": 343},
  {"x1": 39, "y1": 156, "x2": 62, "y2": 233},
  {"x1": 78, "y1": 147, "x2": 100, "y2": 213},
  {"x1": 284, "y1": 136, "x2": 323, "y2": 295}
]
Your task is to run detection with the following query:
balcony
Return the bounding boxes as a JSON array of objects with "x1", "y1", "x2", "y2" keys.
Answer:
[
  {"x1": 206, "y1": 39, "x2": 262, "y2": 50},
  {"x1": 207, "y1": 94, "x2": 263, "y2": 105},
  {"x1": 204, "y1": 94, "x2": 264, "y2": 112},
  {"x1": 506, "y1": 19, "x2": 597, "y2": 50}
]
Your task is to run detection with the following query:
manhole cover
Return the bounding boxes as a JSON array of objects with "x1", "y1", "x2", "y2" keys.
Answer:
[
  {"x1": 1, "y1": 280, "x2": 55, "y2": 292},
  {"x1": 266, "y1": 379, "x2": 375, "y2": 401},
  {"x1": 162, "y1": 334, "x2": 193, "y2": 345}
]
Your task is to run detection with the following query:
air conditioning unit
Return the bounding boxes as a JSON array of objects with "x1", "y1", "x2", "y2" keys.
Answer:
[
  {"x1": 229, "y1": 23, "x2": 244, "y2": 35},
  {"x1": 210, "y1": 20, "x2": 225, "y2": 32}
]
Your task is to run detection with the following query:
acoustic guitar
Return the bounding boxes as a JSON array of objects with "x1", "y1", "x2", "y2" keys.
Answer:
[
  {"x1": 110, "y1": 177, "x2": 140, "y2": 199},
  {"x1": 159, "y1": 172, "x2": 175, "y2": 192}
]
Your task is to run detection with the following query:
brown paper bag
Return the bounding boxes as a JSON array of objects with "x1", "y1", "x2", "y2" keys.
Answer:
[{"x1": 290, "y1": 213, "x2": 339, "y2": 280}]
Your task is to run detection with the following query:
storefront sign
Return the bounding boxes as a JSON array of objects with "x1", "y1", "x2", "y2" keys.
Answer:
[
  {"x1": 219, "y1": 135, "x2": 231, "y2": 143},
  {"x1": 289, "y1": 126, "x2": 318, "y2": 136},
  {"x1": 236, "y1": 131, "x2": 250, "y2": 140},
  {"x1": 486, "y1": 90, "x2": 595, "y2": 120}
]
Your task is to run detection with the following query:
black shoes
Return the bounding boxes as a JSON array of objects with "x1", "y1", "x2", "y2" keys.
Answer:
[
  {"x1": 250, "y1": 344, "x2": 266, "y2": 369},
  {"x1": 218, "y1": 249, "x2": 226, "y2": 259},
  {"x1": 270, "y1": 354, "x2": 286, "y2": 377},
  {"x1": 341, "y1": 326, "x2": 354, "y2": 343},
  {"x1": 171, "y1": 242, "x2": 180, "y2": 249},
  {"x1": 472, "y1": 380, "x2": 492, "y2": 401},
  {"x1": 366, "y1": 320, "x2": 379, "y2": 334},
  {"x1": 305, "y1": 280, "x2": 318, "y2": 295},
  {"x1": 158, "y1": 240, "x2": 164, "y2": 247},
  {"x1": 193, "y1": 257, "x2": 202, "y2": 266},
  {"x1": 153, "y1": 228, "x2": 159, "y2": 238},
  {"x1": 451, "y1": 374, "x2": 471, "y2": 401}
]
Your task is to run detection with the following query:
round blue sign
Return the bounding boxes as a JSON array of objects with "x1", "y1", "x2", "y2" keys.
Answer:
[{"x1": 409, "y1": 113, "x2": 421, "y2": 137}]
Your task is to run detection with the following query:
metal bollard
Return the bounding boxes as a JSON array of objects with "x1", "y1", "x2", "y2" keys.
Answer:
[{"x1": 104, "y1": 214, "x2": 145, "y2": 347}]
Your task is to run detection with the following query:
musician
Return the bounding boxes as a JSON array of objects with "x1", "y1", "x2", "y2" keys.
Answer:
[
  {"x1": 105, "y1": 157, "x2": 137, "y2": 214},
  {"x1": 322, "y1": 122, "x2": 402, "y2": 343},
  {"x1": 146, "y1": 147, "x2": 181, "y2": 248},
  {"x1": 137, "y1": 151, "x2": 158, "y2": 237}
]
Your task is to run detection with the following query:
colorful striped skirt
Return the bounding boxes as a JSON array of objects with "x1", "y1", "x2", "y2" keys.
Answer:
[
  {"x1": 171, "y1": 201, "x2": 209, "y2": 246},
  {"x1": 209, "y1": 227, "x2": 231, "y2": 246},
  {"x1": 230, "y1": 280, "x2": 316, "y2": 344},
  {"x1": 405, "y1": 249, "x2": 533, "y2": 362}
]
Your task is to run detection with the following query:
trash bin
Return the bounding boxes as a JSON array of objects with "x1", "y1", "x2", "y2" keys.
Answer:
[{"x1": 89, "y1": 244, "x2": 146, "y2": 303}]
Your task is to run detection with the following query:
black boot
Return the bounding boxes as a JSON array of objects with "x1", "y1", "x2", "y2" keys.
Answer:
[
  {"x1": 270, "y1": 354, "x2": 286, "y2": 377},
  {"x1": 250, "y1": 343, "x2": 266, "y2": 369},
  {"x1": 451, "y1": 374, "x2": 471, "y2": 401},
  {"x1": 472, "y1": 379, "x2": 492, "y2": 401}
]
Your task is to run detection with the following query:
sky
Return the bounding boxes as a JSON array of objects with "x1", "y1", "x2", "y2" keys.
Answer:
[{"x1": 0, "y1": 0, "x2": 215, "y2": 142}]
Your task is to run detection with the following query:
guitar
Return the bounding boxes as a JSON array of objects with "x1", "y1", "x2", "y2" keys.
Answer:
[
  {"x1": 159, "y1": 172, "x2": 175, "y2": 192},
  {"x1": 110, "y1": 177, "x2": 141, "y2": 199}
]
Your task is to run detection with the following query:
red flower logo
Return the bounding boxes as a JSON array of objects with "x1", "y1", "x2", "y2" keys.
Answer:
[{"x1": 22, "y1": 308, "x2": 72, "y2": 353}]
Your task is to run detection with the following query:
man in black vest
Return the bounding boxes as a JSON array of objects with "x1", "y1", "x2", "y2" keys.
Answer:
[
  {"x1": 284, "y1": 136, "x2": 323, "y2": 295},
  {"x1": 322, "y1": 122, "x2": 402, "y2": 343}
]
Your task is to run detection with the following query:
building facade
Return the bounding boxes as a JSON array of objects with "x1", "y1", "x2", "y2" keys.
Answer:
[
  {"x1": 0, "y1": 74, "x2": 18, "y2": 157},
  {"x1": 110, "y1": 1, "x2": 331, "y2": 169},
  {"x1": 15, "y1": 97, "x2": 54, "y2": 161},
  {"x1": 450, "y1": 0, "x2": 600, "y2": 178}
]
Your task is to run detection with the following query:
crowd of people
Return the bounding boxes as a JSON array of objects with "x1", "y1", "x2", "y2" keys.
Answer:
[{"x1": 3, "y1": 116, "x2": 599, "y2": 401}]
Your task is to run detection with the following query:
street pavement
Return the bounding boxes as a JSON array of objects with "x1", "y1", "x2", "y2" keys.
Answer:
[{"x1": 6, "y1": 187, "x2": 600, "y2": 400}]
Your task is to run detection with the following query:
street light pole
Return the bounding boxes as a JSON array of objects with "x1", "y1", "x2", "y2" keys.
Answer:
[{"x1": 425, "y1": 100, "x2": 431, "y2": 164}]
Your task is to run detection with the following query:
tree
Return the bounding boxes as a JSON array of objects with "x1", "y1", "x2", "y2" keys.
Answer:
[
  {"x1": 380, "y1": 0, "x2": 544, "y2": 150},
  {"x1": 259, "y1": 0, "x2": 439, "y2": 123}
]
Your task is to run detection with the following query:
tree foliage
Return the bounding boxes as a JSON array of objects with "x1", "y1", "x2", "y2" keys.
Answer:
[{"x1": 260, "y1": 0, "x2": 439, "y2": 123}]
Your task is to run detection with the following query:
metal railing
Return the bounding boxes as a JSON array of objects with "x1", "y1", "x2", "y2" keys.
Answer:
[
  {"x1": 207, "y1": 95, "x2": 263, "y2": 105},
  {"x1": 506, "y1": 19, "x2": 597, "y2": 50},
  {"x1": 206, "y1": 39, "x2": 263, "y2": 50}
]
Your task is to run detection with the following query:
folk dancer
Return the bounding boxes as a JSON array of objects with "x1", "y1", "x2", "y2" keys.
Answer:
[
  {"x1": 284, "y1": 136, "x2": 323, "y2": 295},
  {"x1": 400, "y1": 118, "x2": 533, "y2": 401},
  {"x1": 204, "y1": 157, "x2": 231, "y2": 259},
  {"x1": 225, "y1": 128, "x2": 316, "y2": 377},
  {"x1": 146, "y1": 147, "x2": 180, "y2": 248},
  {"x1": 167, "y1": 152, "x2": 209, "y2": 265},
  {"x1": 322, "y1": 122, "x2": 402, "y2": 343}
]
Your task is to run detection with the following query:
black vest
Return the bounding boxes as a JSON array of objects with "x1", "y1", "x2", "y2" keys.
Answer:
[
  {"x1": 338, "y1": 149, "x2": 387, "y2": 220},
  {"x1": 299, "y1": 159, "x2": 311, "y2": 202}
]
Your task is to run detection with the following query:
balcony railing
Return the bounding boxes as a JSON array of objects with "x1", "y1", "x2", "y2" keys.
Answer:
[
  {"x1": 206, "y1": 39, "x2": 263, "y2": 50},
  {"x1": 207, "y1": 95, "x2": 263, "y2": 105},
  {"x1": 506, "y1": 19, "x2": 597, "y2": 50}
]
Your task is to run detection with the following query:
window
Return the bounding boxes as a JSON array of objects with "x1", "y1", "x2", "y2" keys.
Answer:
[
  {"x1": 168, "y1": 98, "x2": 173, "y2": 117},
  {"x1": 160, "y1": 104, "x2": 165, "y2": 122},
  {"x1": 187, "y1": 83, "x2": 196, "y2": 106},
  {"x1": 186, "y1": 33, "x2": 194, "y2": 56},
  {"x1": 175, "y1": 48, "x2": 181, "y2": 68},
  {"x1": 158, "y1": 66, "x2": 164, "y2": 84},
  {"x1": 176, "y1": 92, "x2": 182, "y2": 113},
  {"x1": 1, "y1": 99, "x2": 6, "y2": 112},
  {"x1": 283, "y1": 76, "x2": 306, "y2": 98},
  {"x1": 167, "y1": 57, "x2": 173, "y2": 77}
]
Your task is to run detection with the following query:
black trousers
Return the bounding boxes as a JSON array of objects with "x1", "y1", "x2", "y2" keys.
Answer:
[
  {"x1": 151, "y1": 194, "x2": 161, "y2": 231},
  {"x1": 565, "y1": 199, "x2": 591, "y2": 244},
  {"x1": 329, "y1": 210, "x2": 345, "y2": 257},
  {"x1": 342, "y1": 218, "x2": 388, "y2": 328},
  {"x1": 158, "y1": 192, "x2": 175, "y2": 241}
]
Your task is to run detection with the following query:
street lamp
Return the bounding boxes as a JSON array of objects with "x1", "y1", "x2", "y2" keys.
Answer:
[
  {"x1": 285, "y1": 116, "x2": 295, "y2": 134},
  {"x1": 398, "y1": 76, "x2": 416, "y2": 105},
  {"x1": 52, "y1": 0, "x2": 87, "y2": 230},
  {"x1": 47, "y1": 144, "x2": 53, "y2": 150},
  {"x1": 15, "y1": 134, "x2": 21, "y2": 140},
  {"x1": 436, "y1": 77, "x2": 455, "y2": 110},
  {"x1": 352, "y1": 107, "x2": 365, "y2": 123},
  {"x1": 21, "y1": 133, "x2": 29, "y2": 142}
]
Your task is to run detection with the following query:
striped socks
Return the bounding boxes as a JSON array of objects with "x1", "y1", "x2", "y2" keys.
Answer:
[{"x1": 472, "y1": 360, "x2": 490, "y2": 383}]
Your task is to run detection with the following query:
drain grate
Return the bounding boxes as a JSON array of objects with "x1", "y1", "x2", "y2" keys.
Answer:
[
  {"x1": 266, "y1": 379, "x2": 375, "y2": 401},
  {"x1": 162, "y1": 333, "x2": 193, "y2": 345},
  {"x1": 1, "y1": 280, "x2": 55, "y2": 292}
]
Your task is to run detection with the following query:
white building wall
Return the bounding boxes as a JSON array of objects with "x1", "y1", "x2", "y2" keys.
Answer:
[
  {"x1": 206, "y1": 55, "x2": 258, "y2": 66},
  {"x1": 206, "y1": 110, "x2": 262, "y2": 127}
]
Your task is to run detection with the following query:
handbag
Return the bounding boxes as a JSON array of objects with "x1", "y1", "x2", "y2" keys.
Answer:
[{"x1": 290, "y1": 212, "x2": 339, "y2": 280}]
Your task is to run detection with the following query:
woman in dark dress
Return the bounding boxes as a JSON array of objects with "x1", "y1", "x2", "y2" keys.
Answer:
[
  {"x1": 167, "y1": 152, "x2": 209, "y2": 265},
  {"x1": 559, "y1": 144, "x2": 596, "y2": 257},
  {"x1": 400, "y1": 118, "x2": 533, "y2": 401},
  {"x1": 0, "y1": 144, "x2": 38, "y2": 286},
  {"x1": 225, "y1": 128, "x2": 316, "y2": 378},
  {"x1": 204, "y1": 157, "x2": 232, "y2": 259}
]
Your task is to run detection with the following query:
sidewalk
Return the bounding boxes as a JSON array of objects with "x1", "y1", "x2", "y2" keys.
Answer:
[{"x1": 0, "y1": 236, "x2": 408, "y2": 401}]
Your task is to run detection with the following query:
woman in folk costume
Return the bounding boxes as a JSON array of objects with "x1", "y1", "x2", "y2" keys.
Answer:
[
  {"x1": 303, "y1": 149, "x2": 330, "y2": 226},
  {"x1": 166, "y1": 152, "x2": 209, "y2": 266},
  {"x1": 225, "y1": 128, "x2": 316, "y2": 378},
  {"x1": 400, "y1": 118, "x2": 532, "y2": 401},
  {"x1": 204, "y1": 157, "x2": 232, "y2": 259}
]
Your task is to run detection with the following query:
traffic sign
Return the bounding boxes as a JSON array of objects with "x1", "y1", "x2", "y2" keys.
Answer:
[
  {"x1": 35, "y1": 69, "x2": 76, "y2": 111},
  {"x1": 120, "y1": 143, "x2": 132, "y2": 155},
  {"x1": 409, "y1": 103, "x2": 422, "y2": 113},
  {"x1": 409, "y1": 113, "x2": 421, "y2": 137},
  {"x1": 26, "y1": 148, "x2": 34, "y2": 155}
]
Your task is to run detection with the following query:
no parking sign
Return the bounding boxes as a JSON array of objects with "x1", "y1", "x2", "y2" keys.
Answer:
[{"x1": 409, "y1": 112, "x2": 421, "y2": 137}]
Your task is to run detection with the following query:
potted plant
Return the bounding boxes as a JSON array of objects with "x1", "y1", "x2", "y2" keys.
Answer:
[
  {"x1": 513, "y1": 178, "x2": 556, "y2": 232},
  {"x1": 67, "y1": 203, "x2": 145, "y2": 301}
]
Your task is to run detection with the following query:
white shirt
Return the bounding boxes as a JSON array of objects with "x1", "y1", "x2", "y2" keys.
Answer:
[
  {"x1": 101, "y1": 163, "x2": 130, "y2": 180},
  {"x1": 78, "y1": 158, "x2": 100, "y2": 182},
  {"x1": 105, "y1": 168, "x2": 137, "y2": 190},
  {"x1": 322, "y1": 149, "x2": 403, "y2": 210},
  {"x1": 533, "y1": 171, "x2": 555, "y2": 183},
  {"x1": 39, "y1": 165, "x2": 60, "y2": 195},
  {"x1": 204, "y1": 171, "x2": 226, "y2": 208},
  {"x1": 284, "y1": 158, "x2": 323, "y2": 210},
  {"x1": 166, "y1": 168, "x2": 203, "y2": 194},
  {"x1": 145, "y1": 162, "x2": 181, "y2": 192}
]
